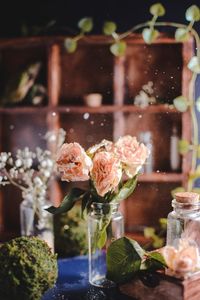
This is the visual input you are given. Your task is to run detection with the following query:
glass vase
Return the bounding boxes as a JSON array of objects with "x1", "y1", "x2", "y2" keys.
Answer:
[
  {"x1": 20, "y1": 198, "x2": 54, "y2": 252},
  {"x1": 87, "y1": 202, "x2": 124, "y2": 287}
]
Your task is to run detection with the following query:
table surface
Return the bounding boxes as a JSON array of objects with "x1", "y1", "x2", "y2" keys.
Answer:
[{"x1": 42, "y1": 255, "x2": 134, "y2": 300}]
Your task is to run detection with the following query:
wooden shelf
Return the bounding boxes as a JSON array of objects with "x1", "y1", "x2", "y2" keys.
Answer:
[
  {"x1": 0, "y1": 104, "x2": 180, "y2": 114},
  {"x1": 0, "y1": 34, "x2": 193, "y2": 239},
  {"x1": 0, "y1": 34, "x2": 188, "y2": 51},
  {"x1": 57, "y1": 104, "x2": 179, "y2": 114},
  {"x1": 139, "y1": 172, "x2": 183, "y2": 183},
  {"x1": 0, "y1": 107, "x2": 49, "y2": 114}
]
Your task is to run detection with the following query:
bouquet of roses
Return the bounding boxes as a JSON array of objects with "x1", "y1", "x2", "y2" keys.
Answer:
[{"x1": 47, "y1": 135, "x2": 149, "y2": 216}]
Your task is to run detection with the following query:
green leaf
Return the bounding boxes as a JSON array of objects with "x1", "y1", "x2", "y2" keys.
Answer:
[
  {"x1": 188, "y1": 56, "x2": 200, "y2": 74},
  {"x1": 103, "y1": 21, "x2": 117, "y2": 35},
  {"x1": 175, "y1": 28, "x2": 190, "y2": 42},
  {"x1": 110, "y1": 41, "x2": 127, "y2": 56},
  {"x1": 97, "y1": 229, "x2": 107, "y2": 249},
  {"x1": 142, "y1": 28, "x2": 159, "y2": 44},
  {"x1": 173, "y1": 96, "x2": 189, "y2": 112},
  {"x1": 106, "y1": 237, "x2": 145, "y2": 283},
  {"x1": 150, "y1": 3, "x2": 165, "y2": 17},
  {"x1": 111, "y1": 176, "x2": 138, "y2": 203},
  {"x1": 185, "y1": 5, "x2": 200, "y2": 22},
  {"x1": 64, "y1": 38, "x2": 77, "y2": 53},
  {"x1": 178, "y1": 139, "x2": 190, "y2": 154},
  {"x1": 78, "y1": 17, "x2": 93, "y2": 33},
  {"x1": 46, "y1": 188, "x2": 86, "y2": 214},
  {"x1": 92, "y1": 216, "x2": 111, "y2": 250},
  {"x1": 81, "y1": 191, "x2": 93, "y2": 218},
  {"x1": 144, "y1": 251, "x2": 166, "y2": 271},
  {"x1": 171, "y1": 186, "x2": 185, "y2": 198},
  {"x1": 196, "y1": 97, "x2": 200, "y2": 112}
]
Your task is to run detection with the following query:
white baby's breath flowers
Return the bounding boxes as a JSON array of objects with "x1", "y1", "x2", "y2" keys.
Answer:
[{"x1": 0, "y1": 128, "x2": 66, "y2": 220}]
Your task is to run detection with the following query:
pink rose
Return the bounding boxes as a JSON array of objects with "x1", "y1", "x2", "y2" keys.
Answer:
[
  {"x1": 114, "y1": 135, "x2": 149, "y2": 177},
  {"x1": 56, "y1": 142, "x2": 93, "y2": 181},
  {"x1": 161, "y1": 239, "x2": 200, "y2": 274},
  {"x1": 87, "y1": 139, "x2": 113, "y2": 157},
  {"x1": 91, "y1": 151, "x2": 122, "y2": 197}
]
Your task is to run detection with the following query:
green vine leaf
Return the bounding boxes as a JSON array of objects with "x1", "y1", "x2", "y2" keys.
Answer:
[
  {"x1": 78, "y1": 17, "x2": 93, "y2": 33},
  {"x1": 171, "y1": 186, "x2": 186, "y2": 198},
  {"x1": 185, "y1": 5, "x2": 200, "y2": 22},
  {"x1": 196, "y1": 97, "x2": 200, "y2": 112},
  {"x1": 144, "y1": 227, "x2": 164, "y2": 248},
  {"x1": 64, "y1": 38, "x2": 77, "y2": 53},
  {"x1": 175, "y1": 28, "x2": 190, "y2": 42},
  {"x1": 150, "y1": 3, "x2": 165, "y2": 17},
  {"x1": 142, "y1": 28, "x2": 159, "y2": 44},
  {"x1": 178, "y1": 139, "x2": 190, "y2": 155},
  {"x1": 45, "y1": 188, "x2": 86, "y2": 214},
  {"x1": 106, "y1": 237, "x2": 145, "y2": 283},
  {"x1": 110, "y1": 41, "x2": 127, "y2": 56},
  {"x1": 111, "y1": 176, "x2": 137, "y2": 203},
  {"x1": 188, "y1": 56, "x2": 200, "y2": 74},
  {"x1": 103, "y1": 21, "x2": 117, "y2": 35},
  {"x1": 189, "y1": 165, "x2": 200, "y2": 180},
  {"x1": 173, "y1": 96, "x2": 189, "y2": 112}
]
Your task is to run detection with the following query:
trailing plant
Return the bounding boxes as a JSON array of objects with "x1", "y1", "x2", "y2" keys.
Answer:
[{"x1": 64, "y1": 3, "x2": 200, "y2": 194}]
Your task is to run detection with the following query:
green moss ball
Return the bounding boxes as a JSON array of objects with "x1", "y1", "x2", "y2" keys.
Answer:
[{"x1": 0, "y1": 236, "x2": 58, "y2": 300}]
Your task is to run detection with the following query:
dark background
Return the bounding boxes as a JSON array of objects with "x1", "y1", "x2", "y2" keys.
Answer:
[{"x1": 0, "y1": 0, "x2": 199, "y2": 37}]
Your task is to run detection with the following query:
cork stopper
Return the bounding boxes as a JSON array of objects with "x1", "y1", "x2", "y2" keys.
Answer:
[{"x1": 175, "y1": 192, "x2": 199, "y2": 204}]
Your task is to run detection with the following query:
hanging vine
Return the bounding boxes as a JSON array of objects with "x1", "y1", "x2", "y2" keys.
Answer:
[{"x1": 64, "y1": 3, "x2": 200, "y2": 193}]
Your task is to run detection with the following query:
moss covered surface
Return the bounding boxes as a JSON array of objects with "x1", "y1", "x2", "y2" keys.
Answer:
[{"x1": 0, "y1": 236, "x2": 58, "y2": 300}]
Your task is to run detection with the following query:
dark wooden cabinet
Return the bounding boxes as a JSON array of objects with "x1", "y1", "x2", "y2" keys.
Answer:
[{"x1": 0, "y1": 35, "x2": 193, "y2": 240}]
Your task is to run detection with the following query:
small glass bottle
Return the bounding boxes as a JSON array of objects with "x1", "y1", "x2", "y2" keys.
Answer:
[
  {"x1": 87, "y1": 202, "x2": 124, "y2": 288},
  {"x1": 20, "y1": 197, "x2": 54, "y2": 252},
  {"x1": 170, "y1": 125, "x2": 180, "y2": 172},
  {"x1": 167, "y1": 192, "x2": 200, "y2": 250},
  {"x1": 139, "y1": 131, "x2": 153, "y2": 173}
]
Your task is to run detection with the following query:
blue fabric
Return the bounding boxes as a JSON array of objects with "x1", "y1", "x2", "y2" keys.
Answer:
[
  {"x1": 42, "y1": 256, "x2": 89, "y2": 300},
  {"x1": 42, "y1": 256, "x2": 134, "y2": 300}
]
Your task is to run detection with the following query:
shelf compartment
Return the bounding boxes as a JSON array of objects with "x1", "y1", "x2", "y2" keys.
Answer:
[
  {"x1": 0, "y1": 45, "x2": 48, "y2": 107},
  {"x1": 59, "y1": 112, "x2": 114, "y2": 149},
  {"x1": 125, "y1": 43, "x2": 183, "y2": 105},
  {"x1": 1, "y1": 113, "x2": 48, "y2": 152},
  {"x1": 59, "y1": 43, "x2": 114, "y2": 106},
  {"x1": 124, "y1": 182, "x2": 179, "y2": 229},
  {"x1": 122, "y1": 111, "x2": 182, "y2": 172}
]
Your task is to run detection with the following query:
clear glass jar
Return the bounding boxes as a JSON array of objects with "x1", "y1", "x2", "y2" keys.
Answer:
[
  {"x1": 167, "y1": 194, "x2": 200, "y2": 250},
  {"x1": 20, "y1": 198, "x2": 54, "y2": 252},
  {"x1": 88, "y1": 202, "x2": 124, "y2": 287}
]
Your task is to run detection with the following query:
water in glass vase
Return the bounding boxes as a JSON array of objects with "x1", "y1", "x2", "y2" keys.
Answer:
[
  {"x1": 88, "y1": 202, "x2": 124, "y2": 287},
  {"x1": 20, "y1": 198, "x2": 54, "y2": 251}
]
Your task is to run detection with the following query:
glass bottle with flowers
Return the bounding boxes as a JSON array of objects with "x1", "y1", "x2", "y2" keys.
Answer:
[
  {"x1": 46, "y1": 135, "x2": 149, "y2": 286},
  {"x1": 0, "y1": 128, "x2": 66, "y2": 251}
]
